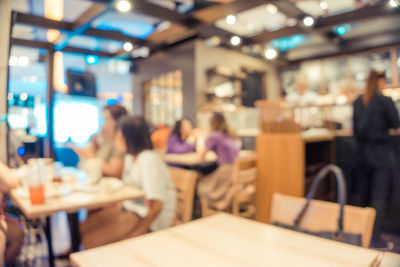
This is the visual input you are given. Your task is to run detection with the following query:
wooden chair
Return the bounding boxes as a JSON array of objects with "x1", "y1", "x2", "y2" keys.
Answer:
[
  {"x1": 270, "y1": 193, "x2": 376, "y2": 248},
  {"x1": 201, "y1": 155, "x2": 257, "y2": 219},
  {"x1": 168, "y1": 167, "x2": 198, "y2": 224}
]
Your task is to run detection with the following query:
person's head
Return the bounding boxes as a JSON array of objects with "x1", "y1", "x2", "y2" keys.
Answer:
[
  {"x1": 295, "y1": 73, "x2": 309, "y2": 95},
  {"x1": 115, "y1": 116, "x2": 153, "y2": 156},
  {"x1": 102, "y1": 104, "x2": 127, "y2": 138},
  {"x1": 210, "y1": 112, "x2": 234, "y2": 137},
  {"x1": 172, "y1": 118, "x2": 193, "y2": 142},
  {"x1": 363, "y1": 70, "x2": 386, "y2": 106}
]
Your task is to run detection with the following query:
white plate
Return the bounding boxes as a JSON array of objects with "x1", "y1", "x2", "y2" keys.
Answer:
[
  {"x1": 15, "y1": 185, "x2": 73, "y2": 199},
  {"x1": 100, "y1": 177, "x2": 124, "y2": 192}
]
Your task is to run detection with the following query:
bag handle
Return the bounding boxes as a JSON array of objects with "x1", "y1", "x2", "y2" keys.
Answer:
[{"x1": 293, "y1": 164, "x2": 347, "y2": 233}]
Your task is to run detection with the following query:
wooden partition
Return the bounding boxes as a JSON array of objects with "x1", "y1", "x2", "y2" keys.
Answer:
[
  {"x1": 256, "y1": 133, "x2": 305, "y2": 223},
  {"x1": 255, "y1": 100, "x2": 336, "y2": 223}
]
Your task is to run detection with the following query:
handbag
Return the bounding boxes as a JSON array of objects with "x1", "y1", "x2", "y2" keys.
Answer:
[{"x1": 273, "y1": 164, "x2": 362, "y2": 246}]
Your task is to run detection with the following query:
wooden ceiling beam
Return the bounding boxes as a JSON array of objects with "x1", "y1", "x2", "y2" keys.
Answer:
[
  {"x1": 11, "y1": 38, "x2": 52, "y2": 50},
  {"x1": 14, "y1": 12, "x2": 147, "y2": 46},
  {"x1": 54, "y1": 3, "x2": 109, "y2": 51}
]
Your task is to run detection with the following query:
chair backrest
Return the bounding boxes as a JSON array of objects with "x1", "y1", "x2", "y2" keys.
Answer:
[
  {"x1": 168, "y1": 167, "x2": 198, "y2": 223},
  {"x1": 270, "y1": 193, "x2": 376, "y2": 248},
  {"x1": 231, "y1": 155, "x2": 258, "y2": 215}
]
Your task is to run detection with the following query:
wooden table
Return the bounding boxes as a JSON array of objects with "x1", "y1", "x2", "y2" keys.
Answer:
[
  {"x1": 70, "y1": 213, "x2": 398, "y2": 267},
  {"x1": 162, "y1": 150, "x2": 256, "y2": 167},
  {"x1": 11, "y1": 183, "x2": 144, "y2": 267}
]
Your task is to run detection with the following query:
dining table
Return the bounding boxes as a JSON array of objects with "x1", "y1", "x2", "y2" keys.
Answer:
[
  {"x1": 70, "y1": 213, "x2": 400, "y2": 267},
  {"x1": 10, "y1": 167, "x2": 144, "y2": 267},
  {"x1": 162, "y1": 150, "x2": 256, "y2": 167}
]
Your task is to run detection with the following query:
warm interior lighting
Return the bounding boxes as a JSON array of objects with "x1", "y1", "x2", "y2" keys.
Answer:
[
  {"x1": 266, "y1": 4, "x2": 278, "y2": 14},
  {"x1": 265, "y1": 48, "x2": 278, "y2": 60},
  {"x1": 320, "y1": 1, "x2": 329, "y2": 10},
  {"x1": 230, "y1": 36, "x2": 241, "y2": 46},
  {"x1": 123, "y1": 42, "x2": 133, "y2": 52},
  {"x1": 54, "y1": 52, "x2": 67, "y2": 93},
  {"x1": 303, "y1": 16, "x2": 315, "y2": 27},
  {"x1": 226, "y1": 15, "x2": 237, "y2": 25},
  {"x1": 116, "y1": 0, "x2": 132, "y2": 13},
  {"x1": 44, "y1": 0, "x2": 63, "y2": 42}
]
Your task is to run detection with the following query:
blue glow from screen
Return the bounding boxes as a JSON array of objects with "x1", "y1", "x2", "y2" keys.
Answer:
[
  {"x1": 107, "y1": 98, "x2": 116, "y2": 106},
  {"x1": 116, "y1": 94, "x2": 124, "y2": 104},
  {"x1": 335, "y1": 25, "x2": 351, "y2": 35},
  {"x1": 85, "y1": 55, "x2": 99, "y2": 65},
  {"x1": 270, "y1": 35, "x2": 306, "y2": 51},
  {"x1": 96, "y1": 21, "x2": 155, "y2": 40},
  {"x1": 17, "y1": 147, "x2": 25, "y2": 156}
]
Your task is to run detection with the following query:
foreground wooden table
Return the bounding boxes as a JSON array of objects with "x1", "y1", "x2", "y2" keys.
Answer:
[
  {"x1": 11, "y1": 183, "x2": 144, "y2": 267},
  {"x1": 70, "y1": 213, "x2": 398, "y2": 267},
  {"x1": 11, "y1": 184, "x2": 144, "y2": 219}
]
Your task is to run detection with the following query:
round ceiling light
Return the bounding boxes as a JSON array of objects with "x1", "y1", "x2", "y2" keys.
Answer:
[
  {"x1": 303, "y1": 16, "x2": 315, "y2": 27},
  {"x1": 266, "y1": 4, "x2": 278, "y2": 14},
  {"x1": 226, "y1": 15, "x2": 237, "y2": 25},
  {"x1": 116, "y1": 0, "x2": 132, "y2": 13},
  {"x1": 320, "y1": 1, "x2": 329, "y2": 10},
  {"x1": 265, "y1": 48, "x2": 278, "y2": 60},
  {"x1": 230, "y1": 36, "x2": 241, "y2": 46},
  {"x1": 123, "y1": 42, "x2": 133, "y2": 52}
]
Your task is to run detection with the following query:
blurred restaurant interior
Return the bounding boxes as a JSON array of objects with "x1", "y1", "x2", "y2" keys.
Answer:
[{"x1": 1, "y1": 0, "x2": 400, "y2": 266}]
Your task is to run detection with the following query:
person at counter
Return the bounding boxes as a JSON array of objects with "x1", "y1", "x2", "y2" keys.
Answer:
[
  {"x1": 166, "y1": 118, "x2": 196, "y2": 155},
  {"x1": 353, "y1": 70, "x2": 400, "y2": 247},
  {"x1": 197, "y1": 113, "x2": 239, "y2": 211},
  {"x1": 72, "y1": 104, "x2": 127, "y2": 178},
  {"x1": 286, "y1": 72, "x2": 317, "y2": 106},
  {"x1": 80, "y1": 116, "x2": 176, "y2": 249}
]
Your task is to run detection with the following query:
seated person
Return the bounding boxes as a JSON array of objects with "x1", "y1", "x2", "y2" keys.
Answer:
[
  {"x1": 0, "y1": 162, "x2": 24, "y2": 267},
  {"x1": 166, "y1": 118, "x2": 196, "y2": 155},
  {"x1": 80, "y1": 116, "x2": 176, "y2": 249},
  {"x1": 72, "y1": 104, "x2": 127, "y2": 178},
  {"x1": 151, "y1": 124, "x2": 172, "y2": 152},
  {"x1": 198, "y1": 113, "x2": 240, "y2": 211}
]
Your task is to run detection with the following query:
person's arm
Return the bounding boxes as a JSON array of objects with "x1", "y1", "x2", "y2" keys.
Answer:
[
  {"x1": 167, "y1": 135, "x2": 195, "y2": 154},
  {"x1": 128, "y1": 200, "x2": 163, "y2": 238},
  {"x1": 102, "y1": 157, "x2": 124, "y2": 178},
  {"x1": 385, "y1": 98, "x2": 400, "y2": 133},
  {"x1": 0, "y1": 163, "x2": 19, "y2": 193}
]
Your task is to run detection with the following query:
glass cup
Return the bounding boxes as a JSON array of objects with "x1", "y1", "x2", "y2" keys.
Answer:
[{"x1": 29, "y1": 185, "x2": 45, "y2": 205}]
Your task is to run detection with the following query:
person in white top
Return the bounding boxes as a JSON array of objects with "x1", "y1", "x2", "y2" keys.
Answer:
[
  {"x1": 80, "y1": 116, "x2": 176, "y2": 249},
  {"x1": 285, "y1": 72, "x2": 318, "y2": 107}
]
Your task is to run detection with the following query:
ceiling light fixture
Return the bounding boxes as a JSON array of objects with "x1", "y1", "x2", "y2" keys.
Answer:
[
  {"x1": 389, "y1": 0, "x2": 399, "y2": 7},
  {"x1": 123, "y1": 42, "x2": 133, "y2": 52},
  {"x1": 303, "y1": 16, "x2": 315, "y2": 27},
  {"x1": 230, "y1": 36, "x2": 241, "y2": 46},
  {"x1": 265, "y1": 48, "x2": 278, "y2": 60},
  {"x1": 266, "y1": 4, "x2": 278, "y2": 14},
  {"x1": 226, "y1": 15, "x2": 237, "y2": 25},
  {"x1": 320, "y1": 1, "x2": 329, "y2": 10},
  {"x1": 116, "y1": 0, "x2": 132, "y2": 13}
]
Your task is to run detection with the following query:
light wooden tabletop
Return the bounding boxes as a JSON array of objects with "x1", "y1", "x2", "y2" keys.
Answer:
[
  {"x1": 11, "y1": 184, "x2": 144, "y2": 219},
  {"x1": 70, "y1": 213, "x2": 398, "y2": 267},
  {"x1": 162, "y1": 150, "x2": 256, "y2": 167}
]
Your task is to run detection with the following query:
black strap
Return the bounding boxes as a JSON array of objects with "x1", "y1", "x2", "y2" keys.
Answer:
[{"x1": 293, "y1": 164, "x2": 347, "y2": 233}]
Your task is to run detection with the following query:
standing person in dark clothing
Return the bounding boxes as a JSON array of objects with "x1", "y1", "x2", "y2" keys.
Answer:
[{"x1": 353, "y1": 70, "x2": 400, "y2": 247}]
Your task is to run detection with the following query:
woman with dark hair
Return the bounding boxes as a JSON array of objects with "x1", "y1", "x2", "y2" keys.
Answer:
[
  {"x1": 80, "y1": 116, "x2": 176, "y2": 249},
  {"x1": 353, "y1": 70, "x2": 400, "y2": 246},
  {"x1": 166, "y1": 118, "x2": 196, "y2": 155},
  {"x1": 73, "y1": 104, "x2": 127, "y2": 178},
  {"x1": 197, "y1": 113, "x2": 240, "y2": 211}
]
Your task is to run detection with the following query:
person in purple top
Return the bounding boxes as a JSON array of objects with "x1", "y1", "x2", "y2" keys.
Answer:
[
  {"x1": 166, "y1": 118, "x2": 196, "y2": 155},
  {"x1": 197, "y1": 112, "x2": 240, "y2": 212},
  {"x1": 202, "y1": 112, "x2": 239, "y2": 165}
]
